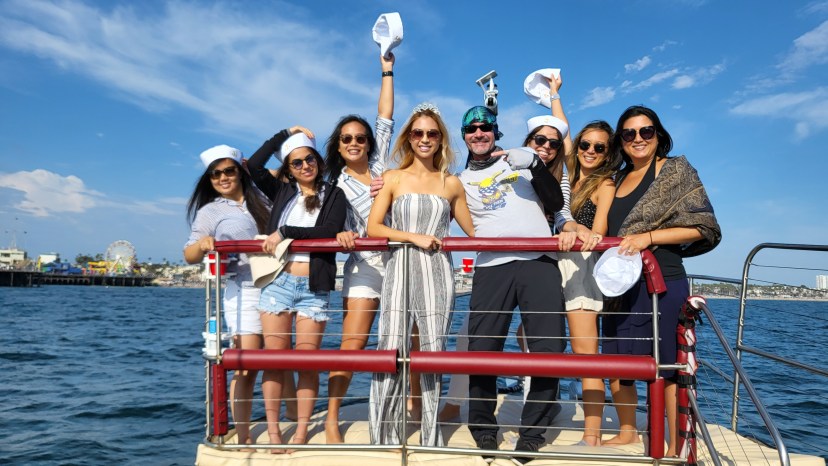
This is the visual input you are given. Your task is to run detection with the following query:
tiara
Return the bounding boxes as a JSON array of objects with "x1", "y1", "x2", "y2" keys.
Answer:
[{"x1": 411, "y1": 102, "x2": 441, "y2": 115}]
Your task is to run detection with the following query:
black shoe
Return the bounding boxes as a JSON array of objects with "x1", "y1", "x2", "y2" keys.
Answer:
[
  {"x1": 476, "y1": 434, "x2": 498, "y2": 463},
  {"x1": 511, "y1": 439, "x2": 540, "y2": 465}
]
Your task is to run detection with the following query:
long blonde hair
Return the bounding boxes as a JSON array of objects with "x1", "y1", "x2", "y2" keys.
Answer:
[
  {"x1": 391, "y1": 103, "x2": 454, "y2": 179},
  {"x1": 566, "y1": 121, "x2": 619, "y2": 216}
]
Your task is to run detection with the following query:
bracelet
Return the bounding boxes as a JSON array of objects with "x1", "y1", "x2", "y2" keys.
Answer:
[
  {"x1": 382, "y1": 71, "x2": 394, "y2": 77},
  {"x1": 649, "y1": 231, "x2": 654, "y2": 244},
  {"x1": 549, "y1": 93, "x2": 560, "y2": 101}
]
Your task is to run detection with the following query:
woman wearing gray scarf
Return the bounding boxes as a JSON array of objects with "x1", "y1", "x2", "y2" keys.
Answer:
[{"x1": 602, "y1": 105, "x2": 720, "y2": 456}]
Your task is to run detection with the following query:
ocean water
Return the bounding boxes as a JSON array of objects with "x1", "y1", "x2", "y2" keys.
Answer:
[{"x1": 1, "y1": 286, "x2": 825, "y2": 464}]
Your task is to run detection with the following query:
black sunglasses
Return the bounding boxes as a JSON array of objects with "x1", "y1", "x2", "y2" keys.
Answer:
[
  {"x1": 532, "y1": 135, "x2": 562, "y2": 149},
  {"x1": 288, "y1": 155, "x2": 318, "y2": 170},
  {"x1": 409, "y1": 129, "x2": 441, "y2": 141},
  {"x1": 620, "y1": 126, "x2": 656, "y2": 143},
  {"x1": 578, "y1": 141, "x2": 607, "y2": 154},
  {"x1": 340, "y1": 134, "x2": 368, "y2": 145},
  {"x1": 463, "y1": 123, "x2": 494, "y2": 134},
  {"x1": 209, "y1": 165, "x2": 239, "y2": 179}
]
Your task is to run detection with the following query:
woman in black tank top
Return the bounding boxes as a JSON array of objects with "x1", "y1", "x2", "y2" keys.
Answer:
[{"x1": 602, "y1": 106, "x2": 718, "y2": 457}]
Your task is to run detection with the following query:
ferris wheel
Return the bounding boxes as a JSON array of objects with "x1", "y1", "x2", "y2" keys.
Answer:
[{"x1": 105, "y1": 240, "x2": 136, "y2": 275}]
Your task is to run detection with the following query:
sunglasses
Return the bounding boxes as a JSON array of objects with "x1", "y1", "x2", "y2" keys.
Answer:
[
  {"x1": 620, "y1": 126, "x2": 656, "y2": 143},
  {"x1": 288, "y1": 155, "x2": 318, "y2": 170},
  {"x1": 409, "y1": 129, "x2": 441, "y2": 141},
  {"x1": 578, "y1": 141, "x2": 607, "y2": 154},
  {"x1": 531, "y1": 135, "x2": 562, "y2": 149},
  {"x1": 209, "y1": 165, "x2": 239, "y2": 179},
  {"x1": 463, "y1": 123, "x2": 494, "y2": 134},
  {"x1": 340, "y1": 134, "x2": 368, "y2": 145}
]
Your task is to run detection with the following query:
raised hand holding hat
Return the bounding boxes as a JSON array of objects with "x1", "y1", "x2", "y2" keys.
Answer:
[
  {"x1": 524, "y1": 68, "x2": 562, "y2": 108},
  {"x1": 372, "y1": 12, "x2": 403, "y2": 59}
]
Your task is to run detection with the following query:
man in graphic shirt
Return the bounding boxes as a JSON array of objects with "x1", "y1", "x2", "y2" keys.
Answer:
[{"x1": 457, "y1": 106, "x2": 566, "y2": 464}]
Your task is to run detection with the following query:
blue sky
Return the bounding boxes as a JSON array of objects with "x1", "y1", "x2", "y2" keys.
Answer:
[{"x1": 1, "y1": 0, "x2": 827, "y2": 285}]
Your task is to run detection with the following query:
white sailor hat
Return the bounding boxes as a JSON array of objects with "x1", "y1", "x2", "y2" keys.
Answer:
[
  {"x1": 593, "y1": 246, "x2": 644, "y2": 297},
  {"x1": 523, "y1": 68, "x2": 561, "y2": 108},
  {"x1": 199, "y1": 144, "x2": 242, "y2": 168},
  {"x1": 372, "y1": 12, "x2": 403, "y2": 59},
  {"x1": 277, "y1": 133, "x2": 316, "y2": 162},
  {"x1": 527, "y1": 115, "x2": 569, "y2": 139}
]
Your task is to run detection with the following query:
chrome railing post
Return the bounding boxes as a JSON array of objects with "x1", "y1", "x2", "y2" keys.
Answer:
[
  {"x1": 204, "y1": 277, "x2": 212, "y2": 440},
  {"x1": 732, "y1": 244, "x2": 757, "y2": 431},
  {"x1": 400, "y1": 243, "x2": 410, "y2": 466}
]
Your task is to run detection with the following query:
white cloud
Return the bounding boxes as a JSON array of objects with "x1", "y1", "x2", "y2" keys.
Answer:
[
  {"x1": 0, "y1": 169, "x2": 104, "y2": 216},
  {"x1": 624, "y1": 56, "x2": 651, "y2": 73},
  {"x1": 802, "y1": 1, "x2": 828, "y2": 14},
  {"x1": 0, "y1": 169, "x2": 184, "y2": 217},
  {"x1": 672, "y1": 62, "x2": 726, "y2": 89},
  {"x1": 653, "y1": 40, "x2": 678, "y2": 52},
  {"x1": 623, "y1": 69, "x2": 679, "y2": 93},
  {"x1": 778, "y1": 20, "x2": 828, "y2": 71},
  {"x1": 0, "y1": 0, "x2": 378, "y2": 139},
  {"x1": 730, "y1": 87, "x2": 828, "y2": 139},
  {"x1": 579, "y1": 87, "x2": 616, "y2": 109}
]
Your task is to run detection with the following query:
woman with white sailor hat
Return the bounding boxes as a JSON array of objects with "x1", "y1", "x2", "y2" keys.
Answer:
[
  {"x1": 246, "y1": 127, "x2": 347, "y2": 452},
  {"x1": 183, "y1": 144, "x2": 271, "y2": 448}
]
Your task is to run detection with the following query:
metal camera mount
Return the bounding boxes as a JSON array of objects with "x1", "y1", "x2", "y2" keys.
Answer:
[{"x1": 476, "y1": 70, "x2": 498, "y2": 115}]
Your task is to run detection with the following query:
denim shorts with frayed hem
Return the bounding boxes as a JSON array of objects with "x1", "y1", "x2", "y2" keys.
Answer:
[{"x1": 258, "y1": 273, "x2": 330, "y2": 322}]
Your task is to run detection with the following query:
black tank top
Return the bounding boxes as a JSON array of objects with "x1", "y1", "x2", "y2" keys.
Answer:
[{"x1": 607, "y1": 157, "x2": 685, "y2": 280}]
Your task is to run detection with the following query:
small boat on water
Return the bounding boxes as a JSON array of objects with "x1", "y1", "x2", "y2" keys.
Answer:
[{"x1": 195, "y1": 238, "x2": 828, "y2": 466}]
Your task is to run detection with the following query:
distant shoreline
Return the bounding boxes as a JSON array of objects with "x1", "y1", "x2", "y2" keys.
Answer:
[{"x1": 704, "y1": 295, "x2": 828, "y2": 302}]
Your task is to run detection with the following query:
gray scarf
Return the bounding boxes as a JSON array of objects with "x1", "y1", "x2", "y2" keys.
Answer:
[{"x1": 465, "y1": 146, "x2": 503, "y2": 170}]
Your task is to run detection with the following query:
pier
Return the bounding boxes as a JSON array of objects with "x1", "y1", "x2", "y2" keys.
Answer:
[{"x1": 0, "y1": 270, "x2": 155, "y2": 287}]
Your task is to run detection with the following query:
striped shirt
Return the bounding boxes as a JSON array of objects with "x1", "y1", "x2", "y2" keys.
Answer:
[
  {"x1": 185, "y1": 197, "x2": 262, "y2": 281},
  {"x1": 336, "y1": 116, "x2": 394, "y2": 264},
  {"x1": 552, "y1": 166, "x2": 574, "y2": 234}
]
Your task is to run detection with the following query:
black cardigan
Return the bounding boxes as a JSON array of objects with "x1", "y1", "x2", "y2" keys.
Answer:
[{"x1": 247, "y1": 129, "x2": 346, "y2": 292}]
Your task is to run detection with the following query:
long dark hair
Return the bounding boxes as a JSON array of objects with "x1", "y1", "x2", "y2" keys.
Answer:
[
  {"x1": 566, "y1": 120, "x2": 619, "y2": 216},
  {"x1": 186, "y1": 158, "x2": 270, "y2": 233},
  {"x1": 324, "y1": 115, "x2": 377, "y2": 184},
  {"x1": 612, "y1": 105, "x2": 673, "y2": 175},
  {"x1": 522, "y1": 126, "x2": 566, "y2": 182},
  {"x1": 276, "y1": 148, "x2": 327, "y2": 212}
]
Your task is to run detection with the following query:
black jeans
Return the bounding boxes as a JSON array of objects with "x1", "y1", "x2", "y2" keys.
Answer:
[{"x1": 467, "y1": 256, "x2": 566, "y2": 445}]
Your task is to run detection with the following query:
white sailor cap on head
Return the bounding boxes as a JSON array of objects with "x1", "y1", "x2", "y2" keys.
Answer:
[
  {"x1": 277, "y1": 133, "x2": 316, "y2": 163},
  {"x1": 372, "y1": 12, "x2": 403, "y2": 59},
  {"x1": 523, "y1": 68, "x2": 561, "y2": 109},
  {"x1": 592, "y1": 246, "x2": 644, "y2": 297},
  {"x1": 200, "y1": 144, "x2": 242, "y2": 168},
  {"x1": 527, "y1": 115, "x2": 569, "y2": 139}
]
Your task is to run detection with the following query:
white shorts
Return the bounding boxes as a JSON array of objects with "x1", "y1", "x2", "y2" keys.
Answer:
[
  {"x1": 558, "y1": 251, "x2": 603, "y2": 312},
  {"x1": 342, "y1": 254, "x2": 386, "y2": 299},
  {"x1": 222, "y1": 280, "x2": 262, "y2": 335}
]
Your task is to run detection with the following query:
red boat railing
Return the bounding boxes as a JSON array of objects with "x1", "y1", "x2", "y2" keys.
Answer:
[{"x1": 202, "y1": 237, "x2": 679, "y2": 464}]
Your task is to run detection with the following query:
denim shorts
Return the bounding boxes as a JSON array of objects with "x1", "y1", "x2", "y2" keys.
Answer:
[{"x1": 258, "y1": 273, "x2": 330, "y2": 322}]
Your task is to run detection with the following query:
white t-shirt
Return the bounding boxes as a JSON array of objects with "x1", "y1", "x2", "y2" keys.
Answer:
[
  {"x1": 281, "y1": 193, "x2": 321, "y2": 263},
  {"x1": 459, "y1": 159, "x2": 555, "y2": 267}
]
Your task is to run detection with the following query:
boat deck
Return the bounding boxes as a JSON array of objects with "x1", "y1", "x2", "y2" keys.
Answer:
[{"x1": 195, "y1": 395, "x2": 825, "y2": 466}]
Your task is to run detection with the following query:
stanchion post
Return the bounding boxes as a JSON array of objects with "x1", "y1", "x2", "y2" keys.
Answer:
[{"x1": 647, "y1": 377, "x2": 665, "y2": 459}]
